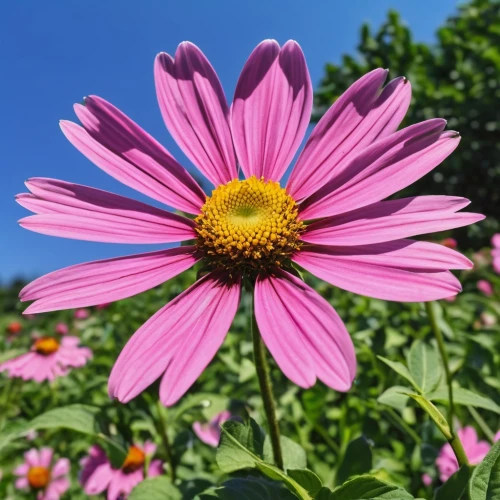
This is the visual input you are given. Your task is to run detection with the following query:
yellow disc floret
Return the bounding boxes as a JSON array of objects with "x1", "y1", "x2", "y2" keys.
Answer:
[{"x1": 195, "y1": 177, "x2": 304, "y2": 272}]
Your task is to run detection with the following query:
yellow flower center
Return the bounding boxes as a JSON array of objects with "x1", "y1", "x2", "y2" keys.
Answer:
[
  {"x1": 121, "y1": 445, "x2": 145, "y2": 473},
  {"x1": 33, "y1": 337, "x2": 59, "y2": 355},
  {"x1": 27, "y1": 466, "x2": 51, "y2": 489},
  {"x1": 195, "y1": 177, "x2": 304, "y2": 272}
]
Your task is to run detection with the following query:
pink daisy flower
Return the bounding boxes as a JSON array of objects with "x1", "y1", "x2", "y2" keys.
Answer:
[
  {"x1": 54, "y1": 322, "x2": 69, "y2": 335},
  {"x1": 477, "y1": 279, "x2": 494, "y2": 296},
  {"x1": 193, "y1": 410, "x2": 232, "y2": 447},
  {"x1": 491, "y1": 234, "x2": 500, "y2": 273},
  {"x1": 436, "y1": 426, "x2": 490, "y2": 482},
  {"x1": 0, "y1": 336, "x2": 91, "y2": 382},
  {"x1": 80, "y1": 442, "x2": 162, "y2": 500},
  {"x1": 14, "y1": 447, "x2": 70, "y2": 500},
  {"x1": 73, "y1": 308, "x2": 90, "y2": 320},
  {"x1": 421, "y1": 473, "x2": 433, "y2": 486},
  {"x1": 17, "y1": 40, "x2": 482, "y2": 406}
]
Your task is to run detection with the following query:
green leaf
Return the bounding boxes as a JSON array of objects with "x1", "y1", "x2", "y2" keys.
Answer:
[
  {"x1": 256, "y1": 462, "x2": 312, "y2": 500},
  {"x1": 172, "y1": 392, "x2": 229, "y2": 421},
  {"x1": 330, "y1": 475, "x2": 414, "y2": 499},
  {"x1": 377, "y1": 356, "x2": 420, "y2": 392},
  {"x1": 336, "y1": 436, "x2": 372, "y2": 485},
  {"x1": 427, "y1": 387, "x2": 500, "y2": 415},
  {"x1": 407, "y1": 340, "x2": 442, "y2": 393},
  {"x1": 468, "y1": 440, "x2": 500, "y2": 499},
  {"x1": 0, "y1": 349, "x2": 25, "y2": 363},
  {"x1": 199, "y1": 477, "x2": 299, "y2": 499},
  {"x1": 129, "y1": 477, "x2": 182, "y2": 500},
  {"x1": 287, "y1": 469, "x2": 323, "y2": 496},
  {"x1": 406, "y1": 393, "x2": 452, "y2": 440},
  {"x1": 216, "y1": 419, "x2": 264, "y2": 473},
  {"x1": 263, "y1": 435, "x2": 307, "y2": 470},
  {"x1": 434, "y1": 465, "x2": 471, "y2": 500},
  {"x1": 377, "y1": 386, "x2": 411, "y2": 411}
]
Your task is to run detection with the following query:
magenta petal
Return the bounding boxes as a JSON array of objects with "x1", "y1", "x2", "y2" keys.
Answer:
[
  {"x1": 300, "y1": 119, "x2": 460, "y2": 220},
  {"x1": 293, "y1": 243, "x2": 463, "y2": 302},
  {"x1": 254, "y1": 270, "x2": 356, "y2": 391},
  {"x1": 287, "y1": 71, "x2": 411, "y2": 201},
  {"x1": 20, "y1": 246, "x2": 200, "y2": 313},
  {"x1": 231, "y1": 40, "x2": 312, "y2": 181},
  {"x1": 155, "y1": 43, "x2": 237, "y2": 186},
  {"x1": 17, "y1": 178, "x2": 195, "y2": 243},
  {"x1": 302, "y1": 196, "x2": 484, "y2": 246},
  {"x1": 109, "y1": 271, "x2": 240, "y2": 405},
  {"x1": 61, "y1": 97, "x2": 205, "y2": 214}
]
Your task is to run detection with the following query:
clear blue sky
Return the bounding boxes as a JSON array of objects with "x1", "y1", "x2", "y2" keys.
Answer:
[{"x1": 1, "y1": 0, "x2": 458, "y2": 282}]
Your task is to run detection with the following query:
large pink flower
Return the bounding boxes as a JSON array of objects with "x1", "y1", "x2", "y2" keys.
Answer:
[
  {"x1": 18, "y1": 40, "x2": 482, "y2": 406},
  {"x1": 436, "y1": 426, "x2": 490, "y2": 482},
  {"x1": 0, "y1": 336, "x2": 91, "y2": 382},
  {"x1": 80, "y1": 442, "x2": 162, "y2": 500},
  {"x1": 14, "y1": 447, "x2": 70, "y2": 500}
]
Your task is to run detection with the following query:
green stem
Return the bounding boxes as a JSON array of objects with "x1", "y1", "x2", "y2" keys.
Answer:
[
  {"x1": 468, "y1": 405, "x2": 496, "y2": 443},
  {"x1": 425, "y1": 301, "x2": 455, "y2": 425},
  {"x1": 156, "y1": 400, "x2": 176, "y2": 482},
  {"x1": 425, "y1": 301, "x2": 469, "y2": 468},
  {"x1": 385, "y1": 408, "x2": 422, "y2": 444},
  {"x1": 251, "y1": 303, "x2": 284, "y2": 470}
]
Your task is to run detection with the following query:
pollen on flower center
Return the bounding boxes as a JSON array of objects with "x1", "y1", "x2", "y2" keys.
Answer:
[
  {"x1": 195, "y1": 176, "x2": 305, "y2": 272},
  {"x1": 121, "y1": 445, "x2": 145, "y2": 474},
  {"x1": 33, "y1": 337, "x2": 59, "y2": 355},
  {"x1": 27, "y1": 466, "x2": 51, "y2": 489}
]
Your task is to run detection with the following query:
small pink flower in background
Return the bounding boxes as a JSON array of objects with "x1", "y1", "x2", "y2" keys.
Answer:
[
  {"x1": 492, "y1": 234, "x2": 500, "y2": 273},
  {"x1": 14, "y1": 447, "x2": 70, "y2": 500},
  {"x1": 480, "y1": 312, "x2": 496, "y2": 327},
  {"x1": 477, "y1": 280, "x2": 494, "y2": 296},
  {"x1": 17, "y1": 39, "x2": 483, "y2": 407},
  {"x1": 495, "y1": 431, "x2": 500, "y2": 442},
  {"x1": 436, "y1": 427, "x2": 490, "y2": 482},
  {"x1": 0, "y1": 336, "x2": 91, "y2": 382},
  {"x1": 80, "y1": 442, "x2": 162, "y2": 500},
  {"x1": 421, "y1": 473, "x2": 433, "y2": 486},
  {"x1": 74, "y1": 308, "x2": 90, "y2": 320},
  {"x1": 54, "y1": 322, "x2": 69, "y2": 335},
  {"x1": 26, "y1": 429, "x2": 38, "y2": 441},
  {"x1": 193, "y1": 410, "x2": 232, "y2": 447},
  {"x1": 440, "y1": 238, "x2": 458, "y2": 249}
]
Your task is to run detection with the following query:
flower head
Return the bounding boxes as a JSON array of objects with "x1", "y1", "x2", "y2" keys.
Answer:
[
  {"x1": 14, "y1": 448, "x2": 70, "y2": 500},
  {"x1": 74, "y1": 308, "x2": 90, "y2": 320},
  {"x1": 436, "y1": 426, "x2": 490, "y2": 482},
  {"x1": 54, "y1": 322, "x2": 69, "y2": 335},
  {"x1": 477, "y1": 279, "x2": 494, "y2": 296},
  {"x1": 80, "y1": 442, "x2": 162, "y2": 500},
  {"x1": 193, "y1": 410, "x2": 232, "y2": 447},
  {"x1": 492, "y1": 234, "x2": 500, "y2": 273},
  {"x1": 17, "y1": 40, "x2": 483, "y2": 406},
  {"x1": 0, "y1": 336, "x2": 91, "y2": 382}
]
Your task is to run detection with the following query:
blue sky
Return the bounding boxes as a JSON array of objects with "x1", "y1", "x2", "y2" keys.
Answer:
[{"x1": 1, "y1": 0, "x2": 458, "y2": 282}]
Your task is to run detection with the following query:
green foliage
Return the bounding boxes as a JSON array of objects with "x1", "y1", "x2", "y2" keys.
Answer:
[
  {"x1": 129, "y1": 477, "x2": 182, "y2": 500},
  {"x1": 314, "y1": 0, "x2": 500, "y2": 244},
  {"x1": 434, "y1": 465, "x2": 471, "y2": 500},
  {"x1": 468, "y1": 440, "x2": 500, "y2": 499}
]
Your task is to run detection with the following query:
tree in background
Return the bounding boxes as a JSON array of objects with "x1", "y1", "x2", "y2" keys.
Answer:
[{"x1": 314, "y1": 0, "x2": 500, "y2": 246}]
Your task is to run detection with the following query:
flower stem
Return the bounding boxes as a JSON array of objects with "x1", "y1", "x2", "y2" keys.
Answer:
[
  {"x1": 425, "y1": 301, "x2": 469, "y2": 467},
  {"x1": 156, "y1": 400, "x2": 176, "y2": 482},
  {"x1": 251, "y1": 302, "x2": 284, "y2": 470},
  {"x1": 425, "y1": 301, "x2": 455, "y2": 425}
]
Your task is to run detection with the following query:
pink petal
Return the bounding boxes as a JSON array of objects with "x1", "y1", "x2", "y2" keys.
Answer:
[
  {"x1": 21, "y1": 246, "x2": 200, "y2": 313},
  {"x1": 254, "y1": 270, "x2": 356, "y2": 391},
  {"x1": 61, "y1": 100, "x2": 205, "y2": 215},
  {"x1": 17, "y1": 178, "x2": 195, "y2": 243},
  {"x1": 25, "y1": 448, "x2": 41, "y2": 467},
  {"x1": 492, "y1": 234, "x2": 500, "y2": 248},
  {"x1": 51, "y1": 458, "x2": 70, "y2": 478},
  {"x1": 15, "y1": 477, "x2": 29, "y2": 490},
  {"x1": 288, "y1": 70, "x2": 411, "y2": 201},
  {"x1": 148, "y1": 459, "x2": 164, "y2": 477},
  {"x1": 231, "y1": 40, "x2": 312, "y2": 181},
  {"x1": 14, "y1": 463, "x2": 29, "y2": 476},
  {"x1": 39, "y1": 447, "x2": 53, "y2": 468},
  {"x1": 155, "y1": 42, "x2": 237, "y2": 186},
  {"x1": 300, "y1": 119, "x2": 460, "y2": 220},
  {"x1": 293, "y1": 243, "x2": 462, "y2": 302},
  {"x1": 109, "y1": 271, "x2": 240, "y2": 405},
  {"x1": 82, "y1": 462, "x2": 113, "y2": 495},
  {"x1": 302, "y1": 196, "x2": 484, "y2": 246}
]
